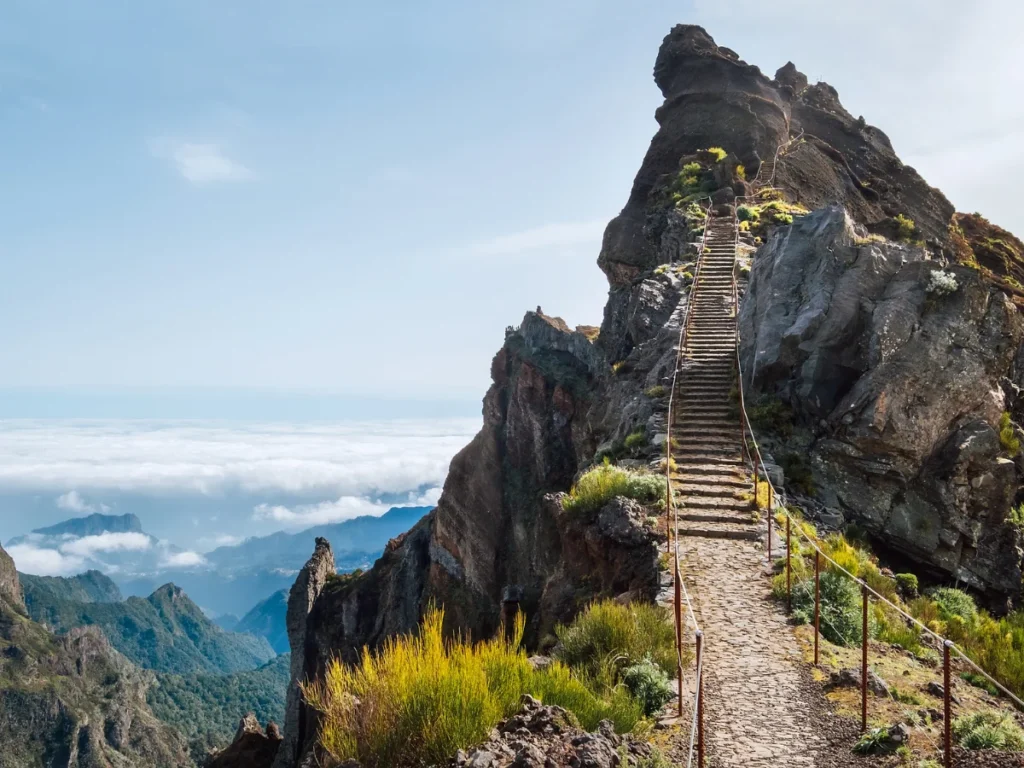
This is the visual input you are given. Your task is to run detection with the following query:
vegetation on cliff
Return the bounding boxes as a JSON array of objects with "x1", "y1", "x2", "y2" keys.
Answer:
[{"x1": 302, "y1": 602, "x2": 675, "y2": 767}]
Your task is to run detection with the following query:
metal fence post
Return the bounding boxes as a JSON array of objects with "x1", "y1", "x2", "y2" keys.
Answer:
[
  {"x1": 767, "y1": 507, "x2": 773, "y2": 565},
  {"x1": 861, "y1": 583, "x2": 869, "y2": 732},
  {"x1": 944, "y1": 640, "x2": 953, "y2": 768},
  {"x1": 785, "y1": 515, "x2": 792, "y2": 613},
  {"x1": 696, "y1": 630, "x2": 704, "y2": 768},
  {"x1": 814, "y1": 551, "x2": 821, "y2": 666},
  {"x1": 674, "y1": 564, "x2": 683, "y2": 718}
]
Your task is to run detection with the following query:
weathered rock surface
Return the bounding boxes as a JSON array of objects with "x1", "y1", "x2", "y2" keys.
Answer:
[
  {"x1": 740, "y1": 206, "x2": 1024, "y2": 597},
  {"x1": 0, "y1": 543, "x2": 191, "y2": 767},
  {"x1": 207, "y1": 714, "x2": 282, "y2": 768},
  {"x1": 452, "y1": 695, "x2": 658, "y2": 768},
  {"x1": 274, "y1": 537, "x2": 336, "y2": 768}
]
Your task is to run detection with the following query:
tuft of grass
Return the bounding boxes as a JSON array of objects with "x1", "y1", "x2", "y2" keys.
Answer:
[
  {"x1": 562, "y1": 462, "x2": 665, "y2": 516},
  {"x1": 1008, "y1": 503, "x2": 1024, "y2": 531},
  {"x1": 555, "y1": 600, "x2": 677, "y2": 681},
  {"x1": 999, "y1": 412, "x2": 1020, "y2": 456},
  {"x1": 705, "y1": 146, "x2": 727, "y2": 162},
  {"x1": 623, "y1": 428, "x2": 647, "y2": 452},
  {"x1": 735, "y1": 164, "x2": 746, "y2": 180},
  {"x1": 611, "y1": 360, "x2": 627, "y2": 375},
  {"x1": 853, "y1": 727, "x2": 890, "y2": 755},
  {"x1": 953, "y1": 711, "x2": 1024, "y2": 751},
  {"x1": 962, "y1": 671, "x2": 1001, "y2": 697},
  {"x1": 894, "y1": 214, "x2": 917, "y2": 242}
]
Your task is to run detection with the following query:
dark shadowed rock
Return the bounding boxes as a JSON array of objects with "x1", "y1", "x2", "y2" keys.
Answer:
[{"x1": 0, "y1": 542, "x2": 23, "y2": 612}]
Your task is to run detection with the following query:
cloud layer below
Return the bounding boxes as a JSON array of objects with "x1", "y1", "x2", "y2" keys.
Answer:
[{"x1": 0, "y1": 418, "x2": 478, "y2": 497}]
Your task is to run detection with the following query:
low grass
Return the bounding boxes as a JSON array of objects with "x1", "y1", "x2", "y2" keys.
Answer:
[
  {"x1": 999, "y1": 412, "x2": 1020, "y2": 456},
  {"x1": 953, "y1": 711, "x2": 1024, "y2": 751},
  {"x1": 563, "y1": 462, "x2": 665, "y2": 516}
]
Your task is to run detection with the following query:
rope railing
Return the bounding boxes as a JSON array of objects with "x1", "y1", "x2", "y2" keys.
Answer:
[
  {"x1": 729, "y1": 168, "x2": 1024, "y2": 763},
  {"x1": 664, "y1": 195, "x2": 714, "y2": 766}
]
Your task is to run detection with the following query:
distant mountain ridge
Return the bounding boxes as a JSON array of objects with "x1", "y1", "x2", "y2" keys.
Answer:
[
  {"x1": 20, "y1": 575, "x2": 276, "y2": 675},
  {"x1": 19, "y1": 568, "x2": 123, "y2": 606},
  {"x1": 9, "y1": 511, "x2": 143, "y2": 543},
  {"x1": 236, "y1": 588, "x2": 288, "y2": 654}
]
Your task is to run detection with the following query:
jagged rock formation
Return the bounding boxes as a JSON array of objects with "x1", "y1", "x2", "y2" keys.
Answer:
[
  {"x1": 740, "y1": 206, "x2": 1024, "y2": 598},
  {"x1": 0, "y1": 542, "x2": 191, "y2": 767}
]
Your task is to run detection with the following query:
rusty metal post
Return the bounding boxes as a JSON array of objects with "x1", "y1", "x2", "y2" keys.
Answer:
[
  {"x1": 944, "y1": 640, "x2": 953, "y2": 768},
  {"x1": 767, "y1": 506, "x2": 773, "y2": 565},
  {"x1": 814, "y1": 551, "x2": 821, "y2": 666},
  {"x1": 696, "y1": 630, "x2": 704, "y2": 768},
  {"x1": 861, "y1": 583, "x2": 869, "y2": 732},
  {"x1": 675, "y1": 564, "x2": 684, "y2": 718},
  {"x1": 785, "y1": 515, "x2": 792, "y2": 612}
]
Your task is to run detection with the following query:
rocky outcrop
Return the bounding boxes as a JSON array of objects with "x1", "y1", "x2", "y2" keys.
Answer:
[
  {"x1": 0, "y1": 544, "x2": 191, "y2": 767},
  {"x1": 0, "y1": 542, "x2": 23, "y2": 612},
  {"x1": 740, "y1": 206, "x2": 1024, "y2": 597},
  {"x1": 452, "y1": 695, "x2": 660, "y2": 768},
  {"x1": 954, "y1": 212, "x2": 1024, "y2": 304},
  {"x1": 207, "y1": 714, "x2": 281, "y2": 768},
  {"x1": 597, "y1": 24, "x2": 955, "y2": 327},
  {"x1": 273, "y1": 537, "x2": 335, "y2": 768}
]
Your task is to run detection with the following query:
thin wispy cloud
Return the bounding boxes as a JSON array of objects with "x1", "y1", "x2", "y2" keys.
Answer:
[
  {"x1": 150, "y1": 139, "x2": 253, "y2": 184},
  {"x1": 59, "y1": 531, "x2": 151, "y2": 558},
  {"x1": 56, "y1": 490, "x2": 109, "y2": 514},
  {"x1": 466, "y1": 220, "x2": 605, "y2": 257}
]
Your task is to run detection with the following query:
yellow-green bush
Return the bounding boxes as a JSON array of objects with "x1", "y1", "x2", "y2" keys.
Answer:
[
  {"x1": 894, "y1": 213, "x2": 917, "y2": 242},
  {"x1": 302, "y1": 608, "x2": 648, "y2": 767},
  {"x1": 999, "y1": 412, "x2": 1020, "y2": 456},
  {"x1": 563, "y1": 463, "x2": 665, "y2": 516},
  {"x1": 705, "y1": 146, "x2": 727, "y2": 162}
]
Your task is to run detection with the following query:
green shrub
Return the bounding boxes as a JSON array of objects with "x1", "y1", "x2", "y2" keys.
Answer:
[
  {"x1": 852, "y1": 727, "x2": 890, "y2": 754},
  {"x1": 621, "y1": 657, "x2": 674, "y2": 716},
  {"x1": 1008, "y1": 503, "x2": 1024, "y2": 531},
  {"x1": 644, "y1": 385, "x2": 668, "y2": 399},
  {"x1": 555, "y1": 600, "x2": 677, "y2": 680},
  {"x1": 705, "y1": 147, "x2": 727, "y2": 162},
  {"x1": 773, "y1": 212, "x2": 794, "y2": 225},
  {"x1": 999, "y1": 412, "x2": 1020, "y2": 456},
  {"x1": 894, "y1": 573, "x2": 919, "y2": 599},
  {"x1": 747, "y1": 396, "x2": 793, "y2": 437},
  {"x1": 736, "y1": 164, "x2": 746, "y2": 180},
  {"x1": 894, "y1": 214, "x2": 917, "y2": 242},
  {"x1": 792, "y1": 570, "x2": 871, "y2": 646},
  {"x1": 961, "y1": 671, "x2": 1000, "y2": 696},
  {"x1": 953, "y1": 711, "x2": 1024, "y2": 751},
  {"x1": 562, "y1": 463, "x2": 664, "y2": 516},
  {"x1": 737, "y1": 205, "x2": 758, "y2": 222},
  {"x1": 681, "y1": 161, "x2": 702, "y2": 176},
  {"x1": 931, "y1": 588, "x2": 978, "y2": 625},
  {"x1": 623, "y1": 428, "x2": 647, "y2": 452}
]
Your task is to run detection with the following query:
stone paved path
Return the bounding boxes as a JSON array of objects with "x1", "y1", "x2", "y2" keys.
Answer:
[{"x1": 677, "y1": 535, "x2": 827, "y2": 767}]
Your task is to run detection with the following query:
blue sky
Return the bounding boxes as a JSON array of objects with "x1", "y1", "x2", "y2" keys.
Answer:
[{"x1": 3, "y1": 0, "x2": 1023, "y2": 416}]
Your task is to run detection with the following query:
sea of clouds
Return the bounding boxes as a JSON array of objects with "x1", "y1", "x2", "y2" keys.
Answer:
[{"x1": 0, "y1": 418, "x2": 479, "y2": 575}]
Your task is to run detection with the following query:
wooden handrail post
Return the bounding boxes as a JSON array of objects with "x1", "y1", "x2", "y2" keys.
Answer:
[
  {"x1": 785, "y1": 515, "x2": 792, "y2": 613},
  {"x1": 675, "y1": 564, "x2": 683, "y2": 718},
  {"x1": 696, "y1": 630, "x2": 704, "y2": 767},
  {"x1": 814, "y1": 551, "x2": 821, "y2": 666},
  {"x1": 943, "y1": 640, "x2": 953, "y2": 767},
  {"x1": 861, "y1": 583, "x2": 869, "y2": 732}
]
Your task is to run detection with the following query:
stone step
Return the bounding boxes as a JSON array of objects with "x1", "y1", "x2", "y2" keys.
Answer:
[
  {"x1": 676, "y1": 510, "x2": 755, "y2": 525},
  {"x1": 678, "y1": 495, "x2": 753, "y2": 512},
  {"x1": 673, "y1": 470, "x2": 749, "y2": 486},
  {"x1": 676, "y1": 521, "x2": 761, "y2": 541},
  {"x1": 675, "y1": 482, "x2": 750, "y2": 497}
]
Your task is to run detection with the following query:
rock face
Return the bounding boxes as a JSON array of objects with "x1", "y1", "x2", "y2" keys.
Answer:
[
  {"x1": 597, "y1": 24, "x2": 955, "y2": 332},
  {"x1": 0, "y1": 543, "x2": 191, "y2": 768},
  {"x1": 740, "y1": 206, "x2": 1024, "y2": 597},
  {"x1": 273, "y1": 537, "x2": 335, "y2": 768}
]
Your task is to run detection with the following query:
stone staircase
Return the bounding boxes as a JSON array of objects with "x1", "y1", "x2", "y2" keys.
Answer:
[{"x1": 670, "y1": 212, "x2": 759, "y2": 542}]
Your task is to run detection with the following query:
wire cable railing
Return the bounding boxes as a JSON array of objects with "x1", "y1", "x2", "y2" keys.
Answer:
[{"x1": 728, "y1": 158, "x2": 1024, "y2": 763}]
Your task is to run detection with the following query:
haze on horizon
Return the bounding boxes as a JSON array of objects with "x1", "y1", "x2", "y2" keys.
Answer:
[{"x1": 3, "y1": 0, "x2": 1023, "y2": 415}]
